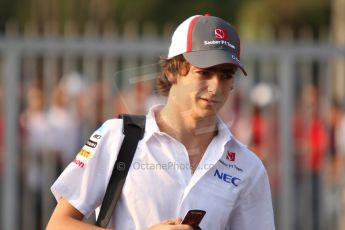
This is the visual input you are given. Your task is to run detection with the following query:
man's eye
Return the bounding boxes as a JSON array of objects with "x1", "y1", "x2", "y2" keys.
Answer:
[
  {"x1": 220, "y1": 72, "x2": 233, "y2": 79},
  {"x1": 197, "y1": 70, "x2": 210, "y2": 76}
]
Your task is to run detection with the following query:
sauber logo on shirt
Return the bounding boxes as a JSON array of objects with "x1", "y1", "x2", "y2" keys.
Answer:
[
  {"x1": 79, "y1": 148, "x2": 91, "y2": 158},
  {"x1": 226, "y1": 151, "x2": 236, "y2": 161},
  {"x1": 219, "y1": 159, "x2": 243, "y2": 172},
  {"x1": 215, "y1": 28, "x2": 227, "y2": 40},
  {"x1": 214, "y1": 169, "x2": 241, "y2": 187},
  {"x1": 86, "y1": 139, "x2": 97, "y2": 148}
]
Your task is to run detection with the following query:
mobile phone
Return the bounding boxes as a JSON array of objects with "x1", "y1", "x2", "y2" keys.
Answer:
[{"x1": 181, "y1": 209, "x2": 206, "y2": 228}]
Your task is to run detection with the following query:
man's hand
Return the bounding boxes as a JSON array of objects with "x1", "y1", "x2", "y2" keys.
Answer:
[{"x1": 147, "y1": 218, "x2": 194, "y2": 230}]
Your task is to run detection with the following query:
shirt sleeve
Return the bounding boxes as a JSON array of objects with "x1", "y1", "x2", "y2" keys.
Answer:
[
  {"x1": 227, "y1": 162, "x2": 275, "y2": 230},
  {"x1": 50, "y1": 119, "x2": 124, "y2": 217}
]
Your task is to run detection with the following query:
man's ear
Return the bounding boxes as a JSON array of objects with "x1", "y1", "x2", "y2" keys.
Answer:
[{"x1": 165, "y1": 70, "x2": 176, "y2": 83}]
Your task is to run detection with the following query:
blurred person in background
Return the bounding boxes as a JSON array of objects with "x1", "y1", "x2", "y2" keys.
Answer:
[
  {"x1": 112, "y1": 64, "x2": 167, "y2": 116},
  {"x1": 0, "y1": 92, "x2": 3, "y2": 169},
  {"x1": 0, "y1": 91, "x2": 4, "y2": 220},
  {"x1": 113, "y1": 80, "x2": 153, "y2": 116},
  {"x1": 220, "y1": 88, "x2": 252, "y2": 146},
  {"x1": 293, "y1": 83, "x2": 329, "y2": 230},
  {"x1": 20, "y1": 80, "x2": 86, "y2": 230},
  {"x1": 248, "y1": 83, "x2": 280, "y2": 206},
  {"x1": 248, "y1": 83, "x2": 277, "y2": 162},
  {"x1": 45, "y1": 83, "x2": 80, "y2": 172},
  {"x1": 20, "y1": 84, "x2": 49, "y2": 230},
  {"x1": 334, "y1": 104, "x2": 345, "y2": 230},
  {"x1": 325, "y1": 100, "x2": 345, "y2": 230},
  {"x1": 61, "y1": 72, "x2": 92, "y2": 150},
  {"x1": 47, "y1": 14, "x2": 275, "y2": 230},
  {"x1": 89, "y1": 81, "x2": 112, "y2": 128}
]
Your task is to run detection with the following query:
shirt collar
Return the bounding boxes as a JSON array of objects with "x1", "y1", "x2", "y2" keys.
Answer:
[
  {"x1": 215, "y1": 115, "x2": 233, "y2": 145},
  {"x1": 142, "y1": 104, "x2": 164, "y2": 143}
]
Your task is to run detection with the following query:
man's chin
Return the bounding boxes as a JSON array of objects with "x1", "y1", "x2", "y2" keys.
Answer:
[{"x1": 196, "y1": 107, "x2": 219, "y2": 119}]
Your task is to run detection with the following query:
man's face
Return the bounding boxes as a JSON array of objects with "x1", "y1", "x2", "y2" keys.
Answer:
[{"x1": 171, "y1": 64, "x2": 236, "y2": 119}]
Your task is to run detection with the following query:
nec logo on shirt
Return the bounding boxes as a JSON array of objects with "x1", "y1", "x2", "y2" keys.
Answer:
[{"x1": 214, "y1": 169, "x2": 241, "y2": 187}]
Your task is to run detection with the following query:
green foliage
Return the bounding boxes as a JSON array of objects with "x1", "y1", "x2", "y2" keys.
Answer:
[
  {"x1": 110, "y1": 0, "x2": 242, "y2": 33},
  {"x1": 0, "y1": 0, "x2": 331, "y2": 36},
  {"x1": 0, "y1": 0, "x2": 23, "y2": 32}
]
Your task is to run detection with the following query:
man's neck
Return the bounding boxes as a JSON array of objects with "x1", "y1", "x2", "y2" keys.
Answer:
[{"x1": 156, "y1": 104, "x2": 218, "y2": 150}]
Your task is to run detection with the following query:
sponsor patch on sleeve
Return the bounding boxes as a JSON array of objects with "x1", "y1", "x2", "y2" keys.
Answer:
[
  {"x1": 85, "y1": 139, "x2": 98, "y2": 148},
  {"x1": 73, "y1": 158, "x2": 85, "y2": 168},
  {"x1": 92, "y1": 134, "x2": 102, "y2": 139},
  {"x1": 78, "y1": 148, "x2": 92, "y2": 159}
]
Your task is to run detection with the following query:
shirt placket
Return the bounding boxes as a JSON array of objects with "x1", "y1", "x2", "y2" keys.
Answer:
[
  {"x1": 178, "y1": 135, "x2": 229, "y2": 206},
  {"x1": 168, "y1": 138, "x2": 192, "y2": 187}
]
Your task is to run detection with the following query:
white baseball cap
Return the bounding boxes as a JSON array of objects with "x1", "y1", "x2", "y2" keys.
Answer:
[{"x1": 168, "y1": 14, "x2": 247, "y2": 76}]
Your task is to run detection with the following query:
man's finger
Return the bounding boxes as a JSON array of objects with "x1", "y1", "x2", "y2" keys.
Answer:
[
  {"x1": 171, "y1": 224, "x2": 194, "y2": 230},
  {"x1": 161, "y1": 217, "x2": 182, "y2": 225}
]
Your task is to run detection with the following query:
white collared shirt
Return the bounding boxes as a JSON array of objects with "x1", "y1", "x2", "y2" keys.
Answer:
[{"x1": 51, "y1": 105, "x2": 275, "y2": 230}]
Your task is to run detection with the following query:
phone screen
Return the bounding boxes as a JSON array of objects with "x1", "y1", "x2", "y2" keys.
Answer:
[{"x1": 181, "y1": 209, "x2": 206, "y2": 227}]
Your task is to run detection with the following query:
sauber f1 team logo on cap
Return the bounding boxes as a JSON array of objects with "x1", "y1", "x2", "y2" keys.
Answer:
[{"x1": 214, "y1": 28, "x2": 227, "y2": 40}]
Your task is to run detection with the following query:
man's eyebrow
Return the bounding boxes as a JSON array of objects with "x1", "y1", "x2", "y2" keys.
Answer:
[
  {"x1": 195, "y1": 66, "x2": 237, "y2": 73},
  {"x1": 216, "y1": 67, "x2": 237, "y2": 73}
]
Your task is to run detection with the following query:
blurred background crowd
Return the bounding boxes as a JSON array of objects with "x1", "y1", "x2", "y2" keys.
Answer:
[{"x1": 0, "y1": 0, "x2": 344, "y2": 230}]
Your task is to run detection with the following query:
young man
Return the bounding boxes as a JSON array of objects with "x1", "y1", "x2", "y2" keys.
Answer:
[{"x1": 47, "y1": 14, "x2": 275, "y2": 230}]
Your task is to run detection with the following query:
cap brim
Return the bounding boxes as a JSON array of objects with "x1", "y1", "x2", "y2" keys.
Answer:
[{"x1": 183, "y1": 50, "x2": 247, "y2": 76}]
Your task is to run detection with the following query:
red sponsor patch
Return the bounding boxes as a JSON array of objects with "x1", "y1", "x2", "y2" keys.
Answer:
[
  {"x1": 215, "y1": 28, "x2": 228, "y2": 40},
  {"x1": 226, "y1": 151, "x2": 236, "y2": 161},
  {"x1": 73, "y1": 159, "x2": 85, "y2": 168}
]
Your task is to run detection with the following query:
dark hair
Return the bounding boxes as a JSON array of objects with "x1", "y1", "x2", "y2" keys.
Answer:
[{"x1": 156, "y1": 55, "x2": 190, "y2": 96}]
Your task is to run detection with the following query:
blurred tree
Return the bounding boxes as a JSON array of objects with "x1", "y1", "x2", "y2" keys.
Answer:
[
  {"x1": 331, "y1": 0, "x2": 345, "y2": 103},
  {"x1": 111, "y1": 0, "x2": 242, "y2": 33},
  {"x1": 237, "y1": 0, "x2": 330, "y2": 40},
  {"x1": 0, "y1": 0, "x2": 331, "y2": 40},
  {"x1": 0, "y1": 0, "x2": 24, "y2": 32}
]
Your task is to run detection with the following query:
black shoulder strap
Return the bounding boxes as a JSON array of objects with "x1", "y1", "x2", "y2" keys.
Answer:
[{"x1": 95, "y1": 114, "x2": 146, "y2": 227}]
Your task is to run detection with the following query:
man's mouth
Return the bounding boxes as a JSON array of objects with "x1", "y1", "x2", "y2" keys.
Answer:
[{"x1": 200, "y1": 97, "x2": 219, "y2": 104}]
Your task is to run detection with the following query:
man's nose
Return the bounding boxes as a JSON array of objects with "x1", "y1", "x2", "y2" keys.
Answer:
[{"x1": 207, "y1": 74, "x2": 221, "y2": 93}]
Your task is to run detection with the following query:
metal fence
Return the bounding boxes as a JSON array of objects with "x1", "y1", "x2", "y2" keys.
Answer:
[{"x1": 0, "y1": 29, "x2": 345, "y2": 230}]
